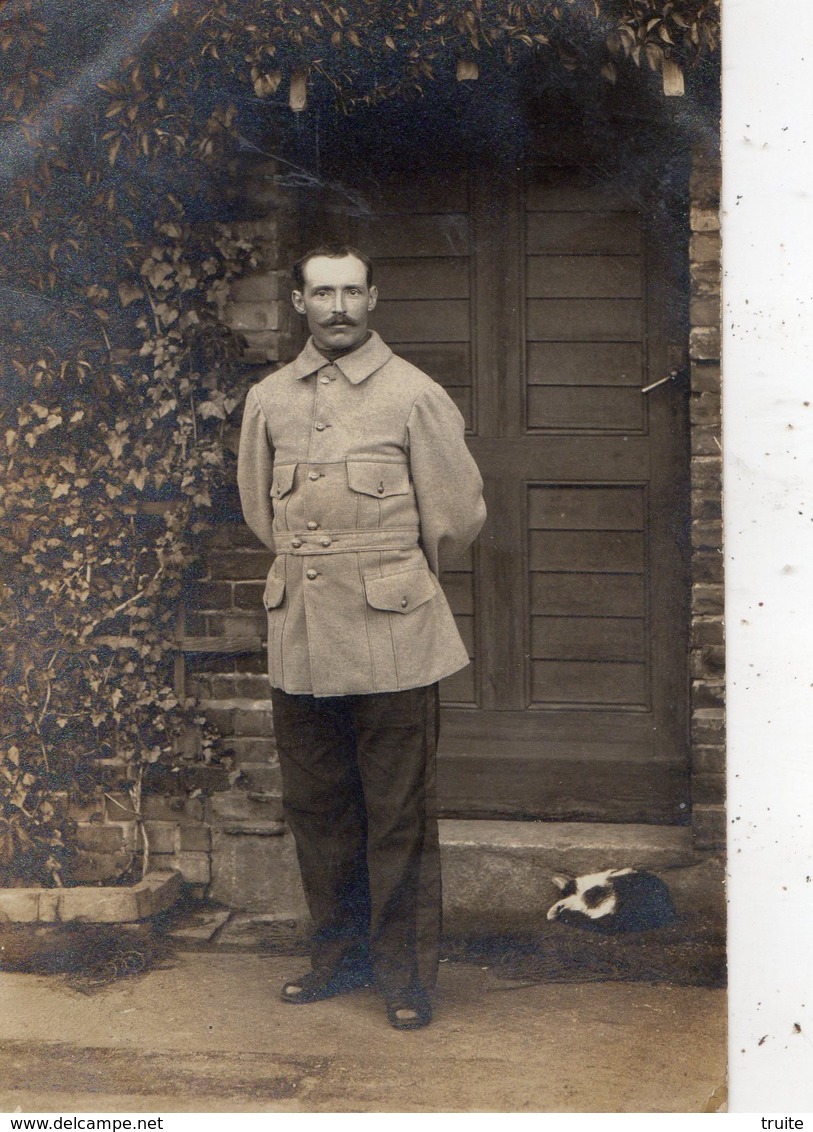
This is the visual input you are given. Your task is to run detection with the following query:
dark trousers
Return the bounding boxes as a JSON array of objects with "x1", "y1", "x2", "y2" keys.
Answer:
[{"x1": 270, "y1": 684, "x2": 441, "y2": 998}]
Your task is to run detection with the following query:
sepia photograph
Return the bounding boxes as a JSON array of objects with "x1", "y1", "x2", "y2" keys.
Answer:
[{"x1": 0, "y1": 0, "x2": 746, "y2": 1115}]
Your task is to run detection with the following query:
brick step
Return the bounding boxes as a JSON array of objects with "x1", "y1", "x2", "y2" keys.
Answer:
[
  {"x1": 192, "y1": 675, "x2": 271, "y2": 700},
  {"x1": 199, "y1": 697, "x2": 274, "y2": 740},
  {"x1": 199, "y1": 697, "x2": 273, "y2": 712},
  {"x1": 222, "y1": 736, "x2": 278, "y2": 764},
  {"x1": 234, "y1": 761, "x2": 282, "y2": 794},
  {"x1": 209, "y1": 822, "x2": 308, "y2": 912},
  {"x1": 247, "y1": 791, "x2": 282, "y2": 805},
  {"x1": 209, "y1": 787, "x2": 284, "y2": 824},
  {"x1": 218, "y1": 820, "x2": 286, "y2": 837}
]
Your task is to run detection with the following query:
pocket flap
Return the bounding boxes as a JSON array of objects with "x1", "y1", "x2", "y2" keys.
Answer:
[
  {"x1": 263, "y1": 572, "x2": 286, "y2": 610},
  {"x1": 271, "y1": 463, "x2": 296, "y2": 500},
  {"x1": 347, "y1": 461, "x2": 410, "y2": 498},
  {"x1": 364, "y1": 569, "x2": 436, "y2": 614}
]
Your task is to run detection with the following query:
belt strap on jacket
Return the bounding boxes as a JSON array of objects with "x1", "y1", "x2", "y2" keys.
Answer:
[{"x1": 274, "y1": 527, "x2": 421, "y2": 555}]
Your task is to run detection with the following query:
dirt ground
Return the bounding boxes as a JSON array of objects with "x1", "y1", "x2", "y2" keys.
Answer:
[{"x1": 0, "y1": 950, "x2": 726, "y2": 1113}]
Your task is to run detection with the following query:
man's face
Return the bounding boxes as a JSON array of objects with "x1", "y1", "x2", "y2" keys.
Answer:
[{"x1": 292, "y1": 254, "x2": 378, "y2": 353}]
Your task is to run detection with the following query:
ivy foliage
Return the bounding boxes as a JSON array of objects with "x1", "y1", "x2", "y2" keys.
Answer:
[
  {"x1": 195, "y1": 0, "x2": 720, "y2": 106},
  {"x1": 0, "y1": 0, "x2": 719, "y2": 885}
]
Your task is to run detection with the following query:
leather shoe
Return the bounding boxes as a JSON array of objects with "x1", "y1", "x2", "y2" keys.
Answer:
[
  {"x1": 280, "y1": 966, "x2": 372, "y2": 1004},
  {"x1": 385, "y1": 988, "x2": 432, "y2": 1030}
]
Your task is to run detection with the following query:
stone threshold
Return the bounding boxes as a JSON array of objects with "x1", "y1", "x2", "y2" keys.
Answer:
[
  {"x1": 440, "y1": 819, "x2": 697, "y2": 864},
  {"x1": 0, "y1": 870, "x2": 182, "y2": 924}
]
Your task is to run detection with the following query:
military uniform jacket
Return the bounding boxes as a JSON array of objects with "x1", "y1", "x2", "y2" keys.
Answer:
[{"x1": 237, "y1": 331, "x2": 487, "y2": 697}]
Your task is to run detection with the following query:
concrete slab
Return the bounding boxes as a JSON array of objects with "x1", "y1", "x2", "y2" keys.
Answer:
[
  {"x1": 0, "y1": 951, "x2": 726, "y2": 1112},
  {"x1": 165, "y1": 907, "x2": 231, "y2": 945},
  {"x1": 0, "y1": 871, "x2": 182, "y2": 925}
]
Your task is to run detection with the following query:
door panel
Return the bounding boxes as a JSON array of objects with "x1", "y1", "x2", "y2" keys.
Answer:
[
  {"x1": 526, "y1": 342, "x2": 643, "y2": 386},
  {"x1": 526, "y1": 387, "x2": 644, "y2": 431}
]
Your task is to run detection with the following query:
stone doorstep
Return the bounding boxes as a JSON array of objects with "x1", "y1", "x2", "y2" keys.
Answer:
[
  {"x1": 0, "y1": 870, "x2": 183, "y2": 925},
  {"x1": 450, "y1": 822, "x2": 725, "y2": 933},
  {"x1": 206, "y1": 819, "x2": 725, "y2": 936}
]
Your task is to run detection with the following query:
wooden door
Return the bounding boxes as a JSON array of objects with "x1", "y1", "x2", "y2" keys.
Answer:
[{"x1": 306, "y1": 164, "x2": 690, "y2": 824}]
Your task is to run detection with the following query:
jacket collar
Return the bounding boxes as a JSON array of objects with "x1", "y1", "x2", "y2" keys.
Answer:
[{"x1": 291, "y1": 331, "x2": 393, "y2": 385}]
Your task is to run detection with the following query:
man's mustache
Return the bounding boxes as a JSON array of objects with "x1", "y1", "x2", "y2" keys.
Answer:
[{"x1": 323, "y1": 315, "x2": 358, "y2": 327}]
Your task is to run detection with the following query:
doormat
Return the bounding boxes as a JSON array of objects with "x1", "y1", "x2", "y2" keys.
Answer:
[{"x1": 443, "y1": 918, "x2": 726, "y2": 988}]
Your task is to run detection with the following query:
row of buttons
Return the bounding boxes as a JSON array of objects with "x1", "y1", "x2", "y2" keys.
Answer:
[{"x1": 291, "y1": 536, "x2": 332, "y2": 548}]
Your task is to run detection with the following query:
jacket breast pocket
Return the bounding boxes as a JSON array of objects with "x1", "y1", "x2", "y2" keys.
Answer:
[
  {"x1": 364, "y1": 568, "x2": 436, "y2": 614},
  {"x1": 271, "y1": 463, "x2": 296, "y2": 501},
  {"x1": 347, "y1": 461, "x2": 410, "y2": 498},
  {"x1": 270, "y1": 463, "x2": 296, "y2": 525},
  {"x1": 347, "y1": 461, "x2": 413, "y2": 528}
]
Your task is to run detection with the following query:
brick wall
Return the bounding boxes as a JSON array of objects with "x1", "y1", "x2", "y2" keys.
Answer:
[
  {"x1": 688, "y1": 143, "x2": 725, "y2": 851},
  {"x1": 146, "y1": 159, "x2": 300, "y2": 893}
]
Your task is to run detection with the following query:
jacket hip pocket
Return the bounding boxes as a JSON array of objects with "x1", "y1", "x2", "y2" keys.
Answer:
[{"x1": 363, "y1": 568, "x2": 436, "y2": 614}]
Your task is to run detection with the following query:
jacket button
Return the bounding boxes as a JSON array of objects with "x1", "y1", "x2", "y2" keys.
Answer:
[
  {"x1": 290, "y1": 538, "x2": 303, "y2": 548},
  {"x1": 308, "y1": 472, "x2": 320, "y2": 481},
  {"x1": 400, "y1": 597, "x2": 408, "y2": 608},
  {"x1": 306, "y1": 569, "x2": 318, "y2": 580},
  {"x1": 319, "y1": 375, "x2": 331, "y2": 384},
  {"x1": 377, "y1": 482, "x2": 385, "y2": 494},
  {"x1": 314, "y1": 422, "x2": 326, "y2": 431},
  {"x1": 307, "y1": 521, "x2": 319, "y2": 530},
  {"x1": 320, "y1": 536, "x2": 332, "y2": 547}
]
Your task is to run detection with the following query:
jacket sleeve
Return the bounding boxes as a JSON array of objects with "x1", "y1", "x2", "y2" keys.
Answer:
[
  {"x1": 406, "y1": 383, "x2": 487, "y2": 576},
  {"x1": 237, "y1": 386, "x2": 276, "y2": 551}
]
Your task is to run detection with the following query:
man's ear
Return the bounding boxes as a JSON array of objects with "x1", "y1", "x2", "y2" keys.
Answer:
[
  {"x1": 292, "y1": 290, "x2": 306, "y2": 314},
  {"x1": 367, "y1": 285, "x2": 378, "y2": 311}
]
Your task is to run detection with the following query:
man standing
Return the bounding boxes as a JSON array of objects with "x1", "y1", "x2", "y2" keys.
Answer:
[{"x1": 237, "y1": 244, "x2": 486, "y2": 1030}]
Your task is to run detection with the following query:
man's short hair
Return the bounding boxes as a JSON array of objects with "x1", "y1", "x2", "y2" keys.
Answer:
[{"x1": 292, "y1": 244, "x2": 374, "y2": 291}]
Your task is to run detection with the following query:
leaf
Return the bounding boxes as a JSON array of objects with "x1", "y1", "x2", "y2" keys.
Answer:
[
  {"x1": 661, "y1": 58, "x2": 685, "y2": 96},
  {"x1": 645, "y1": 42, "x2": 664, "y2": 70},
  {"x1": 127, "y1": 467, "x2": 149, "y2": 491},
  {"x1": 197, "y1": 399, "x2": 227, "y2": 420},
  {"x1": 253, "y1": 71, "x2": 282, "y2": 97},
  {"x1": 118, "y1": 282, "x2": 144, "y2": 307},
  {"x1": 456, "y1": 59, "x2": 479, "y2": 81}
]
